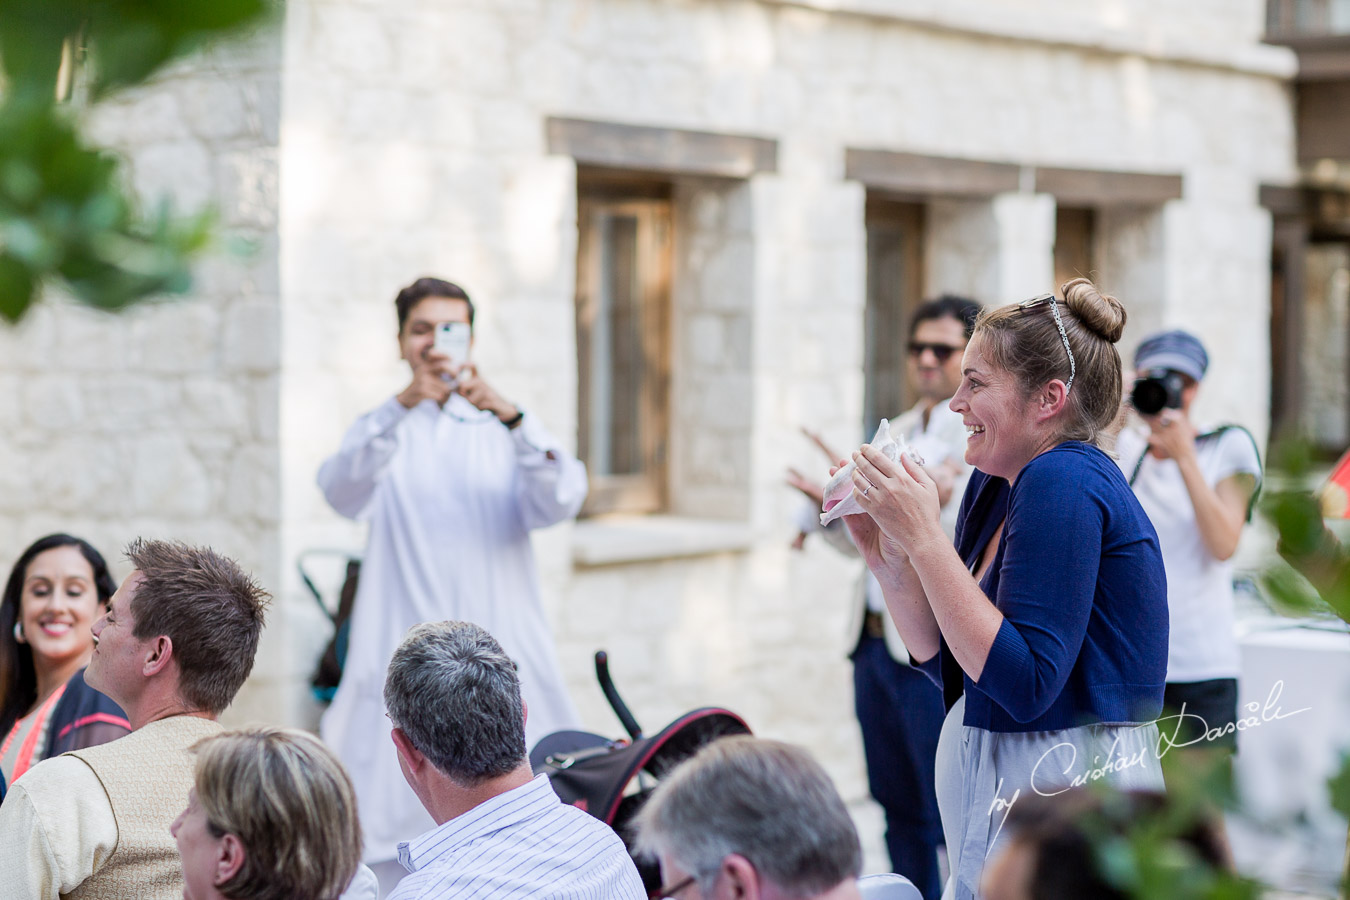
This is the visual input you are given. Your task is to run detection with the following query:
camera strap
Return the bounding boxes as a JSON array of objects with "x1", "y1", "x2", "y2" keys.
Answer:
[{"x1": 1127, "y1": 424, "x2": 1264, "y2": 521}]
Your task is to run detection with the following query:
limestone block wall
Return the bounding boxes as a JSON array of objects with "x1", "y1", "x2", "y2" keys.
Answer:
[
  {"x1": 271, "y1": 0, "x2": 1296, "y2": 800},
  {"x1": 670, "y1": 178, "x2": 755, "y2": 519},
  {"x1": 0, "y1": 2, "x2": 1300, "y2": 812},
  {"x1": 0, "y1": 29, "x2": 285, "y2": 723}
]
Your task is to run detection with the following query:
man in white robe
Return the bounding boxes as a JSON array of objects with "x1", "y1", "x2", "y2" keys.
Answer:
[{"x1": 317, "y1": 277, "x2": 588, "y2": 874}]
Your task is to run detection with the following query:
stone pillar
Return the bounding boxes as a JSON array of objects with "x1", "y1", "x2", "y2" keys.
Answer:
[
  {"x1": 925, "y1": 198, "x2": 1001, "y2": 301},
  {"x1": 670, "y1": 177, "x2": 755, "y2": 520},
  {"x1": 747, "y1": 174, "x2": 866, "y2": 533},
  {"x1": 1153, "y1": 185, "x2": 1273, "y2": 439},
  {"x1": 994, "y1": 192, "x2": 1056, "y2": 300},
  {"x1": 1097, "y1": 205, "x2": 1170, "y2": 357},
  {"x1": 925, "y1": 192, "x2": 1054, "y2": 304}
]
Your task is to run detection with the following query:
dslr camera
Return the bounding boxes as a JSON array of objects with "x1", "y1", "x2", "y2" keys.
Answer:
[{"x1": 1130, "y1": 369, "x2": 1185, "y2": 416}]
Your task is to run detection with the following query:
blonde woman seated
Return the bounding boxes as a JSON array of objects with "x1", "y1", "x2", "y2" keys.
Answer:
[{"x1": 172, "y1": 728, "x2": 375, "y2": 900}]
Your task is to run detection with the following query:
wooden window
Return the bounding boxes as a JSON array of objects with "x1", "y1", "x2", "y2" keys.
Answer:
[
  {"x1": 1297, "y1": 241, "x2": 1350, "y2": 452},
  {"x1": 575, "y1": 178, "x2": 672, "y2": 515},
  {"x1": 864, "y1": 198, "x2": 925, "y2": 433},
  {"x1": 1054, "y1": 206, "x2": 1097, "y2": 292},
  {"x1": 1268, "y1": 0, "x2": 1350, "y2": 37}
]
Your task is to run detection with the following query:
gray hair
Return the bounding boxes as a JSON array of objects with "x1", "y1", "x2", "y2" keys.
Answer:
[
  {"x1": 382, "y1": 621, "x2": 526, "y2": 785},
  {"x1": 634, "y1": 737, "x2": 862, "y2": 896}
]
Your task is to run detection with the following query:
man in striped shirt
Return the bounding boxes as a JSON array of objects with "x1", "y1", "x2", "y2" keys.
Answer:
[
  {"x1": 636, "y1": 737, "x2": 864, "y2": 900},
  {"x1": 382, "y1": 620, "x2": 645, "y2": 900}
]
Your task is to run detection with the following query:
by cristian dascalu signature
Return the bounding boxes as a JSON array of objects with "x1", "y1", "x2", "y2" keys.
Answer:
[{"x1": 983, "y1": 680, "x2": 1310, "y2": 850}]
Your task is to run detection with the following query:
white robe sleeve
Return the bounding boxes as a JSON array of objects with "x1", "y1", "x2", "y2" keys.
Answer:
[
  {"x1": 340, "y1": 864, "x2": 380, "y2": 900},
  {"x1": 317, "y1": 398, "x2": 414, "y2": 519},
  {"x1": 508, "y1": 411, "x2": 589, "y2": 530}
]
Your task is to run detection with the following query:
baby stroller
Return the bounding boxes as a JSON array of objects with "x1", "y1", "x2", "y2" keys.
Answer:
[
  {"x1": 296, "y1": 548, "x2": 362, "y2": 703},
  {"x1": 531, "y1": 651, "x2": 751, "y2": 894}
]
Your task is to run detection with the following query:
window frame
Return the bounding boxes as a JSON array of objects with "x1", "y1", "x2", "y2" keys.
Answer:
[
  {"x1": 575, "y1": 178, "x2": 673, "y2": 516},
  {"x1": 864, "y1": 196, "x2": 926, "y2": 433}
]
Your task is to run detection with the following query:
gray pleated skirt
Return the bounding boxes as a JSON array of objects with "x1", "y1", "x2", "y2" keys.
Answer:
[{"x1": 935, "y1": 696, "x2": 1164, "y2": 900}]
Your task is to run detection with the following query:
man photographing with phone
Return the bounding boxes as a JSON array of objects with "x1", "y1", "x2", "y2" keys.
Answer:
[
  {"x1": 394, "y1": 294, "x2": 513, "y2": 420},
  {"x1": 317, "y1": 276, "x2": 588, "y2": 891}
]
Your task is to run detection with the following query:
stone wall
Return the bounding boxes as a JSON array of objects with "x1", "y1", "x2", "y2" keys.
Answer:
[
  {"x1": 0, "y1": 29, "x2": 285, "y2": 722},
  {"x1": 270, "y1": 0, "x2": 1295, "y2": 799},
  {"x1": 0, "y1": 0, "x2": 1298, "y2": 809}
]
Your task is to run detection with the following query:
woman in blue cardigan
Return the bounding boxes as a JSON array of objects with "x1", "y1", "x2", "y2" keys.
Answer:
[{"x1": 843, "y1": 279, "x2": 1169, "y2": 900}]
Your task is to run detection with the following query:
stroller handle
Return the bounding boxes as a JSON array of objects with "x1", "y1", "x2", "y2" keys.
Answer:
[{"x1": 594, "y1": 651, "x2": 643, "y2": 741}]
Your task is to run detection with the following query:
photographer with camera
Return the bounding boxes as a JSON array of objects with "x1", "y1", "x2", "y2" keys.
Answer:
[{"x1": 1116, "y1": 330, "x2": 1262, "y2": 759}]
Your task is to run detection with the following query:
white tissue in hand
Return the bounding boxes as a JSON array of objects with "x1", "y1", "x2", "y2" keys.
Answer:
[{"x1": 819, "y1": 419, "x2": 915, "y2": 526}]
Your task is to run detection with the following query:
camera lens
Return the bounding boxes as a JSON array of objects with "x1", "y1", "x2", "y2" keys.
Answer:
[{"x1": 1131, "y1": 379, "x2": 1167, "y2": 415}]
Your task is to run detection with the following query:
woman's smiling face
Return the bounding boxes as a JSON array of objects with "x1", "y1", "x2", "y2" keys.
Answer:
[
  {"x1": 949, "y1": 333, "x2": 1041, "y2": 480},
  {"x1": 19, "y1": 546, "x2": 102, "y2": 668}
]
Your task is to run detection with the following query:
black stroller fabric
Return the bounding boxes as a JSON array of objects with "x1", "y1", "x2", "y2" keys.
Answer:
[
  {"x1": 536, "y1": 708, "x2": 750, "y2": 822},
  {"x1": 533, "y1": 707, "x2": 751, "y2": 893}
]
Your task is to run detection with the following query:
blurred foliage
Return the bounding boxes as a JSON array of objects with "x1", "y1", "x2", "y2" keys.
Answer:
[
  {"x1": 0, "y1": 0, "x2": 272, "y2": 322},
  {"x1": 1073, "y1": 436, "x2": 1350, "y2": 900},
  {"x1": 1088, "y1": 753, "x2": 1262, "y2": 900},
  {"x1": 1259, "y1": 438, "x2": 1350, "y2": 624},
  {"x1": 1259, "y1": 436, "x2": 1350, "y2": 898}
]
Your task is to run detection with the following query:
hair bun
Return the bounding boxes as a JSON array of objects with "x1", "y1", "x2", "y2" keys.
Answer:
[{"x1": 1060, "y1": 277, "x2": 1126, "y2": 344}]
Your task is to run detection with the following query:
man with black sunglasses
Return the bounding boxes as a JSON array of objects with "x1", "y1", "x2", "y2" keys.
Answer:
[{"x1": 900, "y1": 295, "x2": 982, "y2": 529}]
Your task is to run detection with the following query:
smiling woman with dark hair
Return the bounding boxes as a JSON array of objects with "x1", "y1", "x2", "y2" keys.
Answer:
[
  {"x1": 843, "y1": 279, "x2": 1169, "y2": 900},
  {"x1": 0, "y1": 534, "x2": 128, "y2": 787}
]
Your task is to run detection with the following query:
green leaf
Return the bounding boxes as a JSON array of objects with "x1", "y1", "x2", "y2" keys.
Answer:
[
  {"x1": 1329, "y1": 752, "x2": 1350, "y2": 822},
  {"x1": 0, "y1": 253, "x2": 37, "y2": 322}
]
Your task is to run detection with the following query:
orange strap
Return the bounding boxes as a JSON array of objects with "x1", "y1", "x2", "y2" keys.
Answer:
[{"x1": 1, "y1": 683, "x2": 69, "y2": 782}]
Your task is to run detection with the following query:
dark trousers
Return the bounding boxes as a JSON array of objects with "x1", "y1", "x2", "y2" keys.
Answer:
[{"x1": 852, "y1": 633, "x2": 946, "y2": 900}]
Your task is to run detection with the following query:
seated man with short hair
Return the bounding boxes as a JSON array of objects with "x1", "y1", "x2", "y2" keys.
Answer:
[
  {"x1": 0, "y1": 539, "x2": 269, "y2": 900},
  {"x1": 635, "y1": 736, "x2": 864, "y2": 900},
  {"x1": 383, "y1": 621, "x2": 645, "y2": 899}
]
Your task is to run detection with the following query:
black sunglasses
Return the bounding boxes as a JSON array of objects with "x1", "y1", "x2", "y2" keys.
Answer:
[
  {"x1": 654, "y1": 873, "x2": 696, "y2": 899},
  {"x1": 907, "y1": 342, "x2": 964, "y2": 363}
]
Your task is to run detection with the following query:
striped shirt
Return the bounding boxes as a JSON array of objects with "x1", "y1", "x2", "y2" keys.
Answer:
[{"x1": 389, "y1": 774, "x2": 646, "y2": 900}]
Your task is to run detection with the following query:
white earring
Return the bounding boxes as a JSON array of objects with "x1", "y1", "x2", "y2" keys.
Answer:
[{"x1": 13, "y1": 622, "x2": 25, "y2": 643}]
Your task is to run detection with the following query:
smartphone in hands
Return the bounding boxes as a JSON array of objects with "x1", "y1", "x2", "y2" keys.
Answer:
[{"x1": 434, "y1": 322, "x2": 472, "y2": 384}]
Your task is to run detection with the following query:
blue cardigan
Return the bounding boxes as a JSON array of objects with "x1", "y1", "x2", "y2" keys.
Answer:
[{"x1": 918, "y1": 442, "x2": 1168, "y2": 733}]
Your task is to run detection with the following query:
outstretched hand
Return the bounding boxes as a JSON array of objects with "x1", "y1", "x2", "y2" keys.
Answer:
[{"x1": 785, "y1": 467, "x2": 825, "y2": 506}]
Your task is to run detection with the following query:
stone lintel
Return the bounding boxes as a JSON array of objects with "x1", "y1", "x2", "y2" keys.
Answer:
[
  {"x1": 845, "y1": 148, "x2": 1021, "y2": 198},
  {"x1": 546, "y1": 116, "x2": 777, "y2": 178},
  {"x1": 1260, "y1": 184, "x2": 1305, "y2": 216},
  {"x1": 1033, "y1": 166, "x2": 1183, "y2": 206}
]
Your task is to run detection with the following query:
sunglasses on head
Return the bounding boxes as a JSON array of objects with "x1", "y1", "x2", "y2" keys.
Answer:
[
  {"x1": 1018, "y1": 292, "x2": 1076, "y2": 393},
  {"x1": 907, "y1": 342, "x2": 964, "y2": 363}
]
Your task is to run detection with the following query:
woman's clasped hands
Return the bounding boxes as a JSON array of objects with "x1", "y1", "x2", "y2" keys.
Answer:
[{"x1": 832, "y1": 445, "x2": 945, "y2": 586}]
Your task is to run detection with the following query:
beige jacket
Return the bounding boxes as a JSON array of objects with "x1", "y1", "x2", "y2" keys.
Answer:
[{"x1": 0, "y1": 715, "x2": 222, "y2": 900}]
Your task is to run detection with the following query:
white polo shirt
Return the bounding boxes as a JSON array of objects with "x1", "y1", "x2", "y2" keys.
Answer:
[{"x1": 1116, "y1": 425, "x2": 1262, "y2": 682}]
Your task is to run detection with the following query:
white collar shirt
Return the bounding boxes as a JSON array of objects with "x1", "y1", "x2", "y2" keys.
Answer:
[{"x1": 390, "y1": 774, "x2": 646, "y2": 900}]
